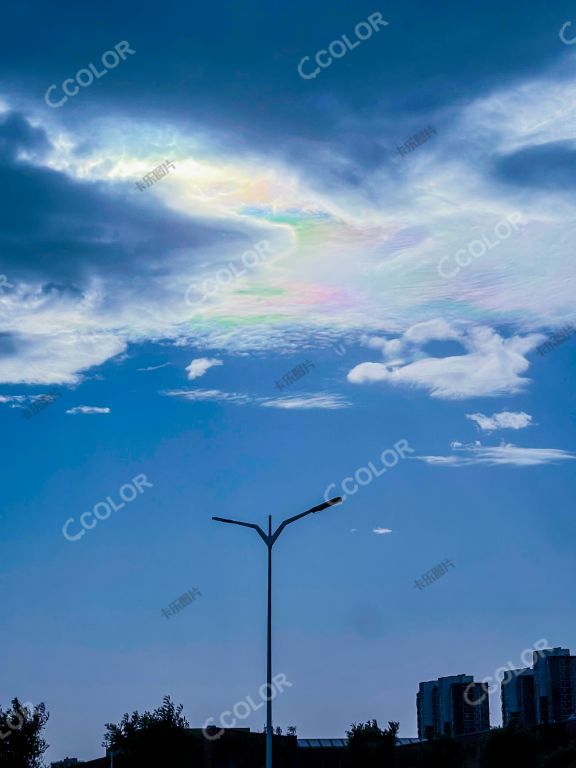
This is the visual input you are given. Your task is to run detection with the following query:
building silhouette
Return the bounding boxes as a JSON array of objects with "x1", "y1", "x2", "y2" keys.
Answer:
[
  {"x1": 501, "y1": 647, "x2": 576, "y2": 727},
  {"x1": 501, "y1": 667, "x2": 536, "y2": 727},
  {"x1": 534, "y1": 647, "x2": 576, "y2": 724},
  {"x1": 417, "y1": 674, "x2": 489, "y2": 739}
]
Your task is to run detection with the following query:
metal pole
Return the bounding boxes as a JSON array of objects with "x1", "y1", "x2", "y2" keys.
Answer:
[
  {"x1": 266, "y1": 514, "x2": 273, "y2": 768},
  {"x1": 211, "y1": 497, "x2": 342, "y2": 768}
]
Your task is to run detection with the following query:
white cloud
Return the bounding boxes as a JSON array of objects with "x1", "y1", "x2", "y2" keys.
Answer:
[
  {"x1": 162, "y1": 388, "x2": 251, "y2": 405},
  {"x1": 0, "y1": 395, "x2": 28, "y2": 405},
  {"x1": 66, "y1": 406, "x2": 111, "y2": 415},
  {"x1": 260, "y1": 394, "x2": 350, "y2": 410},
  {"x1": 0, "y1": 393, "x2": 59, "y2": 409},
  {"x1": 362, "y1": 336, "x2": 403, "y2": 358},
  {"x1": 348, "y1": 325, "x2": 542, "y2": 399},
  {"x1": 162, "y1": 389, "x2": 350, "y2": 409},
  {"x1": 417, "y1": 441, "x2": 576, "y2": 467},
  {"x1": 0, "y1": 329, "x2": 126, "y2": 385},
  {"x1": 373, "y1": 527, "x2": 393, "y2": 535},
  {"x1": 466, "y1": 410, "x2": 533, "y2": 432},
  {"x1": 403, "y1": 319, "x2": 461, "y2": 346},
  {"x1": 137, "y1": 362, "x2": 170, "y2": 372},
  {"x1": 361, "y1": 320, "x2": 460, "y2": 362},
  {"x1": 185, "y1": 358, "x2": 223, "y2": 380}
]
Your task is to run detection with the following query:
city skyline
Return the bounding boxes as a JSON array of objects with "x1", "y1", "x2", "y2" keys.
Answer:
[{"x1": 7, "y1": 639, "x2": 575, "y2": 763}]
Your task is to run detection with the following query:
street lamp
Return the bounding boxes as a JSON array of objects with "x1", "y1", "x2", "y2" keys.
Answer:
[{"x1": 212, "y1": 495, "x2": 342, "y2": 768}]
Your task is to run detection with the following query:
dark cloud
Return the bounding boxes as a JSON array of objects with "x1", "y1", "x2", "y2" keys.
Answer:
[
  {"x1": 494, "y1": 140, "x2": 576, "y2": 190},
  {"x1": 0, "y1": 332, "x2": 21, "y2": 356},
  {"x1": 0, "y1": 111, "x2": 253, "y2": 286},
  {"x1": 0, "y1": 112, "x2": 50, "y2": 161},
  {"x1": 1, "y1": 0, "x2": 571, "y2": 180}
]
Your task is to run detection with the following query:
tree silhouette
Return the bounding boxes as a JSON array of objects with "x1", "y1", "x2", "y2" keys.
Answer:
[
  {"x1": 419, "y1": 735, "x2": 466, "y2": 768},
  {"x1": 479, "y1": 724, "x2": 540, "y2": 768},
  {"x1": 346, "y1": 719, "x2": 398, "y2": 767},
  {"x1": 541, "y1": 741, "x2": 576, "y2": 768},
  {"x1": 0, "y1": 699, "x2": 49, "y2": 768},
  {"x1": 103, "y1": 696, "x2": 199, "y2": 768}
]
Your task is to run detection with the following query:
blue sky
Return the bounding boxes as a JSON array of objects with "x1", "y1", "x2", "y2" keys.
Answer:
[{"x1": 1, "y1": 0, "x2": 576, "y2": 761}]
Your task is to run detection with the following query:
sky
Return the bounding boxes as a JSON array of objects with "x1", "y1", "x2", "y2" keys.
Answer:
[{"x1": 1, "y1": 0, "x2": 576, "y2": 761}]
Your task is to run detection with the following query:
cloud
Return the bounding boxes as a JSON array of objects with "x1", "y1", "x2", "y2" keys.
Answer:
[
  {"x1": 66, "y1": 406, "x2": 111, "y2": 415},
  {"x1": 417, "y1": 441, "x2": 576, "y2": 467},
  {"x1": 185, "y1": 357, "x2": 223, "y2": 380},
  {"x1": 348, "y1": 325, "x2": 541, "y2": 399},
  {"x1": 0, "y1": 329, "x2": 126, "y2": 385},
  {"x1": 162, "y1": 388, "x2": 252, "y2": 405},
  {"x1": 137, "y1": 362, "x2": 170, "y2": 372},
  {"x1": 0, "y1": 393, "x2": 59, "y2": 409},
  {"x1": 3, "y1": 55, "x2": 576, "y2": 386},
  {"x1": 0, "y1": 394, "x2": 28, "y2": 405},
  {"x1": 466, "y1": 411, "x2": 533, "y2": 432},
  {"x1": 403, "y1": 319, "x2": 461, "y2": 346},
  {"x1": 361, "y1": 319, "x2": 461, "y2": 363},
  {"x1": 260, "y1": 394, "x2": 351, "y2": 410},
  {"x1": 373, "y1": 527, "x2": 393, "y2": 535},
  {"x1": 162, "y1": 389, "x2": 350, "y2": 410}
]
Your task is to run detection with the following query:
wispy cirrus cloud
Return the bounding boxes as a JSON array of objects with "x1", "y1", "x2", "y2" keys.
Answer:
[
  {"x1": 162, "y1": 388, "x2": 251, "y2": 405},
  {"x1": 163, "y1": 389, "x2": 350, "y2": 410},
  {"x1": 66, "y1": 406, "x2": 111, "y2": 415},
  {"x1": 185, "y1": 358, "x2": 223, "y2": 380},
  {"x1": 466, "y1": 410, "x2": 533, "y2": 432},
  {"x1": 260, "y1": 394, "x2": 350, "y2": 410},
  {"x1": 373, "y1": 527, "x2": 393, "y2": 535},
  {"x1": 417, "y1": 441, "x2": 576, "y2": 467},
  {"x1": 0, "y1": 394, "x2": 56, "y2": 409},
  {"x1": 0, "y1": 394, "x2": 31, "y2": 406},
  {"x1": 137, "y1": 362, "x2": 170, "y2": 372}
]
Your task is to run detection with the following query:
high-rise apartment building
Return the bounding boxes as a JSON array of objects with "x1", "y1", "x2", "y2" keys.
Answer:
[
  {"x1": 501, "y1": 646, "x2": 576, "y2": 727},
  {"x1": 417, "y1": 674, "x2": 490, "y2": 739},
  {"x1": 533, "y1": 647, "x2": 576, "y2": 724},
  {"x1": 501, "y1": 668, "x2": 536, "y2": 727}
]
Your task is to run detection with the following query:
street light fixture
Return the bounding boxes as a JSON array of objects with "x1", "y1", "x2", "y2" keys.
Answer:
[{"x1": 212, "y1": 495, "x2": 343, "y2": 768}]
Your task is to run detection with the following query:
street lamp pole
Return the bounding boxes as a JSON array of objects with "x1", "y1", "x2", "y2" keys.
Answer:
[
  {"x1": 212, "y1": 495, "x2": 342, "y2": 768},
  {"x1": 266, "y1": 514, "x2": 273, "y2": 768}
]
